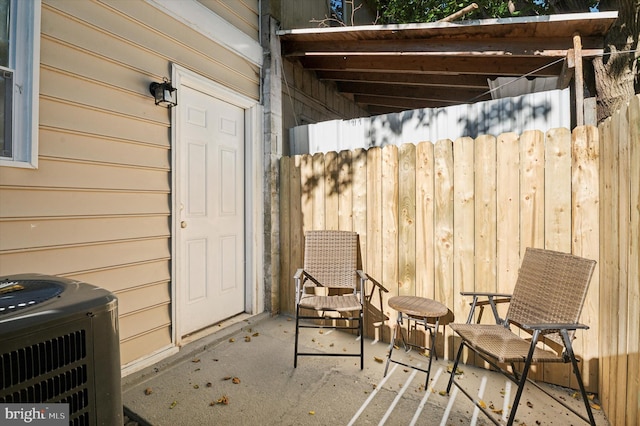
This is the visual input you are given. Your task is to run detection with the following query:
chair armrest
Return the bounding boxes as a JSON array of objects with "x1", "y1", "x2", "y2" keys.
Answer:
[
  {"x1": 460, "y1": 291, "x2": 512, "y2": 298},
  {"x1": 521, "y1": 323, "x2": 589, "y2": 331},
  {"x1": 294, "y1": 270, "x2": 323, "y2": 304},
  {"x1": 357, "y1": 270, "x2": 369, "y2": 282},
  {"x1": 460, "y1": 292, "x2": 512, "y2": 325},
  {"x1": 364, "y1": 273, "x2": 389, "y2": 293}
]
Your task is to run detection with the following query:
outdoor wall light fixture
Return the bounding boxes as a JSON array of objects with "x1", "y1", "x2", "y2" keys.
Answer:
[{"x1": 149, "y1": 78, "x2": 177, "y2": 108}]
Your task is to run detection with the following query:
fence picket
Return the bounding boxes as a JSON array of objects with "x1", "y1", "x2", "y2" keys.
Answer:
[
  {"x1": 324, "y1": 151, "x2": 339, "y2": 231},
  {"x1": 496, "y1": 132, "x2": 520, "y2": 306},
  {"x1": 399, "y1": 144, "x2": 416, "y2": 297},
  {"x1": 338, "y1": 150, "x2": 353, "y2": 231},
  {"x1": 434, "y1": 139, "x2": 455, "y2": 359},
  {"x1": 415, "y1": 141, "x2": 435, "y2": 300},
  {"x1": 542, "y1": 127, "x2": 573, "y2": 386},
  {"x1": 625, "y1": 95, "x2": 640, "y2": 426},
  {"x1": 571, "y1": 125, "x2": 600, "y2": 391},
  {"x1": 614, "y1": 100, "x2": 630, "y2": 426}
]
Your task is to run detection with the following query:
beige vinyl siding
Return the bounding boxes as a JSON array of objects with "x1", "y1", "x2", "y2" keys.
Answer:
[
  {"x1": 0, "y1": 0, "x2": 260, "y2": 366},
  {"x1": 197, "y1": 0, "x2": 260, "y2": 40}
]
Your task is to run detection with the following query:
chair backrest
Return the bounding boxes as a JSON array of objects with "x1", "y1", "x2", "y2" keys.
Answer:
[
  {"x1": 303, "y1": 230, "x2": 358, "y2": 289},
  {"x1": 506, "y1": 247, "x2": 596, "y2": 344}
]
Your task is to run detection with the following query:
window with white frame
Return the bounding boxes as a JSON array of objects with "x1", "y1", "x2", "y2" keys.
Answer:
[{"x1": 0, "y1": 0, "x2": 40, "y2": 168}]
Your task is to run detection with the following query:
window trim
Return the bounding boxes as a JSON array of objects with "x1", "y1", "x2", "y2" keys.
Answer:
[{"x1": 0, "y1": 0, "x2": 40, "y2": 169}]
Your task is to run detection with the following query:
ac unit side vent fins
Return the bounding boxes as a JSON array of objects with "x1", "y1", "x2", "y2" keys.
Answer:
[
  {"x1": 0, "y1": 367, "x2": 91, "y2": 419},
  {"x1": 0, "y1": 330, "x2": 87, "y2": 390}
]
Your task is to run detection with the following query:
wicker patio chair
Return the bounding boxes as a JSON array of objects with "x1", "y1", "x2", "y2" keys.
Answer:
[
  {"x1": 293, "y1": 230, "x2": 369, "y2": 369},
  {"x1": 446, "y1": 247, "x2": 597, "y2": 426}
]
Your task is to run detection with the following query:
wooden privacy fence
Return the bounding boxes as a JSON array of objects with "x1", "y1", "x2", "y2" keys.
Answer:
[
  {"x1": 279, "y1": 95, "x2": 639, "y2": 420},
  {"x1": 279, "y1": 126, "x2": 600, "y2": 393}
]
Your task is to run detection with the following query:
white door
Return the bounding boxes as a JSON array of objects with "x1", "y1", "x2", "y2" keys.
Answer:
[{"x1": 177, "y1": 84, "x2": 245, "y2": 336}]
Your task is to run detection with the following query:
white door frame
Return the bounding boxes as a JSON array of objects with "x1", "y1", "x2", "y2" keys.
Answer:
[{"x1": 171, "y1": 64, "x2": 264, "y2": 346}]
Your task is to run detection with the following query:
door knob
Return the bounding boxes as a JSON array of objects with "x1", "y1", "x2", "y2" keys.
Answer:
[{"x1": 181, "y1": 221, "x2": 187, "y2": 228}]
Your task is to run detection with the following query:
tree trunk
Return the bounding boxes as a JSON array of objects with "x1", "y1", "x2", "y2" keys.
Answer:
[{"x1": 593, "y1": 0, "x2": 640, "y2": 121}]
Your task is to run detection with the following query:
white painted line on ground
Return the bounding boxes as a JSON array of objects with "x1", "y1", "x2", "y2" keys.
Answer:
[
  {"x1": 371, "y1": 339, "x2": 379, "y2": 345},
  {"x1": 378, "y1": 366, "x2": 420, "y2": 426},
  {"x1": 409, "y1": 366, "x2": 444, "y2": 426},
  {"x1": 471, "y1": 375, "x2": 488, "y2": 426},
  {"x1": 347, "y1": 363, "x2": 399, "y2": 426},
  {"x1": 502, "y1": 380, "x2": 511, "y2": 422},
  {"x1": 440, "y1": 386, "x2": 459, "y2": 426}
]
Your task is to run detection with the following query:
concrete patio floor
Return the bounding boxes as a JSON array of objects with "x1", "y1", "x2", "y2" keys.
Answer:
[{"x1": 122, "y1": 314, "x2": 608, "y2": 426}]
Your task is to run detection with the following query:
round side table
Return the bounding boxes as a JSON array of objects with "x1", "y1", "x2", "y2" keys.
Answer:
[{"x1": 384, "y1": 296, "x2": 449, "y2": 388}]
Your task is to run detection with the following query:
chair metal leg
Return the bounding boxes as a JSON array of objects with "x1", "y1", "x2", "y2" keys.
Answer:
[
  {"x1": 384, "y1": 322, "x2": 399, "y2": 378},
  {"x1": 506, "y1": 330, "x2": 539, "y2": 426},
  {"x1": 424, "y1": 318, "x2": 439, "y2": 387},
  {"x1": 446, "y1": 339, "x2": 465, "y2": 393},
  {"x1": 561, "y1": 330, "x2": 596, "y2": 426},
  {"x1": 359, "y1": 309, "x2": 364, "y2": 370},
  {"x1": 294, "y1": 305, "x2": 300, "y2": 368}
]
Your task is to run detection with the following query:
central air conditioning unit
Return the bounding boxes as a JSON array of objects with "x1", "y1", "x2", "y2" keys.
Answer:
[{"x1": 0, "y1": 274, "x2": 122, "y2": 426}]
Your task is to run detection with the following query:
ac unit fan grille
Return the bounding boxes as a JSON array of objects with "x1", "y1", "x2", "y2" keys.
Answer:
[{"x1": 0, "y1": 330, "x2": 92, "y2": 421}]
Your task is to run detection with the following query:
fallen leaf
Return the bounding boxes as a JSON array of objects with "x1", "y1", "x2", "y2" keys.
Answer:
[
  {"x1": 493, "y1": 409, "x2": 503, "y2": 415},
  {"x1": 229, "y1": 338, "x2": 235, "y2": 343},
  {"x1": 590, "y1": 403, "x2": 601, "y2": 410},
  {"x1": 223, "y1": 376, "x2": 232, "y2": 381},
  {"x1": 232, "y1": 377, "x2": 241, "y2": 384},
  {"x1": 217, "y1": 395, "x2": 229, "y2": 405},
  {"x1": 329, "y1": 343, "x2": 334, "y2": 347},
  {"x1": 446, "y1": 365, "x2": 463, "y2": 375},
  {"x1": 526, "y1": 401, "x2": 533, "y2": 408},
  {"x1": 169, "y1": 401, "x2": 177, "y2": 409},
  {"x1": 244, "y1": 336, "x2": 251, "y2": 342},
  {"x1": 319, "y1": 330, "x2": 324, "y2": 334},
  {"x1": 478, "y1": 400, "x2": 487, "y2": 409},
  {"x1": 206, "y1": 382, "x2": 212, "y2": 387},
  {"x1": 309, "y1": 411, "x2": 315, "y2": 415},
  {"x1": 144, "y1": 388, "x2": 153, "y2": 395},
  {"x1": 373, "y1": 356, "x2": 384, "y2": 363},
  {"x1": 439, "y1": 391, "x2": 447, "y2": 396},
  {"x1": 252, "y1": 332, "x2": 260, "y2": 337},
  {"x1": 192, "y1": 358, "x2": 200, "y2": 363},
  {"x1": 193, "y1": 384, "x2": 199, "y2": 389}
]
